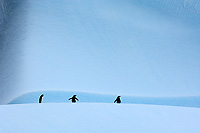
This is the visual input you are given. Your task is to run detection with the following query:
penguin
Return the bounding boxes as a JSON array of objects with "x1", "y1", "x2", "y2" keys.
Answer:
[
  {"x1": 39, "y1": 94, "x2": 44, "y2": 103},
  {"x1": 68, "y1": 95, "x2": 79, "y2": 103},
  {"x1": 114, "y1": 96, "x2": 121, "y2": 103}
]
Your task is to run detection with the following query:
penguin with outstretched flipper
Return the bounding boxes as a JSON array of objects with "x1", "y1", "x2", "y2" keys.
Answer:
[{"x1": 69, "y1": 95, "x2": 79, "y2": 103}]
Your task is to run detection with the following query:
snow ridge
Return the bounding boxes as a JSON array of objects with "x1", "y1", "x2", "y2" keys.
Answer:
[{"x1": 8, "y1": 91, "x2": 200, "y2": 108}]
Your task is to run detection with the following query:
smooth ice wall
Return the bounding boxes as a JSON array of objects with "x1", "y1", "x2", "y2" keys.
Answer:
[
  {"x1": 0, "y1": 0, "x2": 27, "y2": 104},
  {"x1": 0, "y1": 0, "x2": 7, "y2": 31},
  {"x1": 0, "y1": 0, "x2": 200, "y2": 104}
]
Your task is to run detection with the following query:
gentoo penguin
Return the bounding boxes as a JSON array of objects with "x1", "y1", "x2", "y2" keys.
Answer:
[
  {"x1": 114, "y1": 96, "x2": 121, "y2": 103},
  {"x1": 68, "y1": 95, "x2": 79, "y2": 103},
  {"x1": 39, "y1": 94, "x2": 44, "y2": 103}
]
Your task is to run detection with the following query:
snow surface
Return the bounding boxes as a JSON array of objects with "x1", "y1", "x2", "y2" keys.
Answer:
[
  {"x1": 0, "y1": 103, "x2": 200, "y2": 133},
  {"x1": 0, "y1": 0, "x2": 200, "y2": 104}
]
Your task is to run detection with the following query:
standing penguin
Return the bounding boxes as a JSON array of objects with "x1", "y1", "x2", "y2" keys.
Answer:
[
  {"x1": 39, "y1": 94, "x2": 44, "y2": 103},
  {"x1": 114, "y1": 96, "x2": 121, "y2": 104},
  {"x1": 68, "y1": 95, "x2": 79, "y2": 103}
]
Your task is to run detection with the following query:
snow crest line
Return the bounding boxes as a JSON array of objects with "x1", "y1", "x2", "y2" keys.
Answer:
[{"x1": 8, "y1": 91, "x2": 200, "y2": 108}]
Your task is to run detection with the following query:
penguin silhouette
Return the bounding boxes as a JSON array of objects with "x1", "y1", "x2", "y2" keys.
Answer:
[
  {"x1": 69, "y1": 95, "x2": 79, "y2": 103},
  {"x1": 114, "y1": 96, "x2": 121, "y2": 103},
  {"x1": 39, "y1": 94, "x2": 44, "y2": 103}
]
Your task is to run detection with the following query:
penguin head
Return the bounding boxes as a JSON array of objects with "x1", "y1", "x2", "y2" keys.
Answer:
[
  {"x1": 73, "y1": 95, "x2": 77, "y2": 97},
  {"x1": 41, "y1": 94, "x2": 44, "y2": 97},
  {"x1": 118, "y1": 96, "x2": 121, "y2": 98}
]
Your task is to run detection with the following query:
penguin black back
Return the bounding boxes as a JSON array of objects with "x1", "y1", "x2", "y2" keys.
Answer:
[
  {"x1": 39, "y1": 94, "x2": 44, "y2": 103},
  {"x1": 114, "y1": 96, "x2": 121, "y2": 103}
]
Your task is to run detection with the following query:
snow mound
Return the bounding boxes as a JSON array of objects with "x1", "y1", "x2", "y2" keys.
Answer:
[{"x1": 0, "y1": 103, "x2": 200, "y2": 133}]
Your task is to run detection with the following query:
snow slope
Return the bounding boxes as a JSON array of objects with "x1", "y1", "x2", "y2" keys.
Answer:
[
  {"x1": 0, "y1": 0, "x2": 200, "y2": 104},
  {"x1": 0, "y1": 103, "x2": 200, "y2": 133}
]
